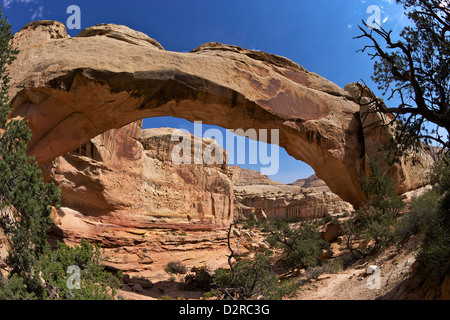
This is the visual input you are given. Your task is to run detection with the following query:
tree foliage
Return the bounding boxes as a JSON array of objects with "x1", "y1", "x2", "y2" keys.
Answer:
[
  {"x1": 38, "y1": 240, "x2": 121, "y2": 300},
  {"x1": 0, "y1": 8, "x2": 121, "y2": 300},
  {"x1": 343, "y1": 158, "x2": 405, "y2": 255},
  {"x1": 356, "y1": 0, "x2": 449, "y2": 154},
  {"x1": 213, "y1": 250, "x2": 297, "y2": 300},
  {"x1": 265, "y1": 219, "x2": 330, "y2": 270},
  {"x1": 0, "y1": 7, "x2": 60, "y2": 297}
]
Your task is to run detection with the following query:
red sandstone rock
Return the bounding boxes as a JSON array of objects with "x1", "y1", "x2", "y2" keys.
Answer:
[{"x1": 8, "y1": 21, "x2": 434, "y2": 208}]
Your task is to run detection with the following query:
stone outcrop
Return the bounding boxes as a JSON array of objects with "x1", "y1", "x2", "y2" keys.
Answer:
[
  {"x1": 230, "y1": 165, "x2": 285, "y2": 186},
  {"x1": 289, "y1": 174, "x2": 330, "y2": 190},
  {"x1": 45, "y1": 123, "x2": 234, "y2": 225},
  {"x1": 233, "y1": 168, "x2": 353, "y2": 220},
  {"x1": 8, "y1": 21, "x2": 434, "y2": 208},
  {"x1": 43, "y1": 123, "x2": 235, "y2": 277}
]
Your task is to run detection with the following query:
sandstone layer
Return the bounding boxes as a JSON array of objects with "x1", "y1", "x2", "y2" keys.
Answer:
[
  {"x1": 233, "y1": 168, "x2": 353, "y2": 221},
  {"x1": 8, "y1": 21, "x2": 434, "y2": 208},
  {"x1": 45, "y1": 123, "x2": 234, "y2": 225},
  {"x1": 41, "y1": 123, "x2": 234, "y2": 277}
]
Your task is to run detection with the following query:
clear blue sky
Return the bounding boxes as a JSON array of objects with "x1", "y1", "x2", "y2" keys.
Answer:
[{"x1": 3, "y1": 0, "x2": 409, "y2": 184}]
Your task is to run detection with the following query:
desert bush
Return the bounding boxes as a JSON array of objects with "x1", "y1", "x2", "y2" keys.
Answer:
[
  {"x1": 342, "y1": 158, "x2": 404, "y2": 255},
  {"x1": 183, "y1": 266, "x2": 213, "y2": 291},
  {"x1": 265, "y1": 219, "x2": 330, "y2": 270},
  {"x1": 414, "y1": 156, "x2": 450, "y2": 281},
  {"x1": 322, "y1": 214, "x2": 333, "y2": 224},
  {"x1": 359, "y1": 159, "x2": 405, "y2": 216},
  {"x1": 396, "y1": 189, "x2": 440, "y2": 243},
  {"x1": 0, "y1": 274, "x2": 36, "y2": 300},
  {"x1": 0, "y1": 239, "x2": 122, "y2": 301},
  {"x1": 37, "y1": 239, "x2": 122, "y2": 300},
  {"x1": 320, "y1": 259, "x2": 344, "y2": 274},
  {"x1": 304, "y1": 266, "x2": 323, "y2": 281},
  {"x1": 301, "y1": 259, "x2": 343, "y2": 284},
  {"x1": 165, "y1": 262, "x2": 187, "y2": 275},
  {"x1": 212, "y1": 251, "x2": 297, "y2": 300}
]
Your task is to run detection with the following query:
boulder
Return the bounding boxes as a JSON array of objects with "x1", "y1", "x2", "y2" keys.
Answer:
[{"x1": 321, "y1": 223, "x2": 342, "y2": 243}]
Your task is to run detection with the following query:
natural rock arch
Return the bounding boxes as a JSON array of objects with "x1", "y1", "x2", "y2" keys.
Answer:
[{"x1": 8, "y1": 21, "x2": 432, "y2": 208}]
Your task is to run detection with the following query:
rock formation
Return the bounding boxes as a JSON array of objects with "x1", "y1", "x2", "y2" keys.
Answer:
[
  {"x1": 233, "y1": 168, "x2": 353, "y2": 220},
  {"x1": 45, "y1": 123, "x2": 234, "y2": 225},
  {"x1": 8, "y1": 21, "x2": 434, "y2": 208},
  {"x1": 42, "y1": 122, "x2": 235, "y2": 277},
  {"x1": 40, "y1": 119, "x2": 353, "y2": 277},
  {"x1": 290, "y1": 174, "x2": 330, "y2": 189}
]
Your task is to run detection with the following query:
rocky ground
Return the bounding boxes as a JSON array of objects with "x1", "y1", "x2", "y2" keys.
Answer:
[
  {"x1": 295, "y1": 238, "x2": 419, "y2": 300},
  {"x1": 113, "y1": 224, "x2": 422, "y2": 301}
]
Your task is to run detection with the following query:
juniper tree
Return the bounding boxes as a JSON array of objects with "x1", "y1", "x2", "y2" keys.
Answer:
[
  {"x1": 0, "y1": 8, "x2": 60, "y2": 297},
  {"x1": 356, "y1": 0, "x2": 449, "y2": 156}
]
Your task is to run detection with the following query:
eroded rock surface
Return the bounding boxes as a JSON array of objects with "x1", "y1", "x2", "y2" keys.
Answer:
[
  {"x1": 233, "y1": 168, "x2": 353, "y2": 221},
  {"x1": 43, "y1": 123, "x2": 234, "y2": 276}
]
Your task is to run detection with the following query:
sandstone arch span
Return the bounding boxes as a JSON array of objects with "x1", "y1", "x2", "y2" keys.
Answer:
[{"x1": 8, "y1": 21, "x2": 432, "y2": 208}]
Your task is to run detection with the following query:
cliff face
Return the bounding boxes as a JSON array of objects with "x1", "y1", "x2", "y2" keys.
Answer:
[
  {"x1": 233, "y1": 168, "x2": 353, "y2": 221},
  {"x1": 138, "y1": 128, "x2": 234, "y2": 225},
  {"x1": 45, "y1": 123, "x2": 234, "y2": 225},
  {"x1": 40, "y1": 122, "x2": 235, "y2": 277}
]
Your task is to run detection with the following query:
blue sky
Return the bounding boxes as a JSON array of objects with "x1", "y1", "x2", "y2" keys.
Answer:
[{"x1": 2, "y1": 0, "x2": 410, "y2": 184}]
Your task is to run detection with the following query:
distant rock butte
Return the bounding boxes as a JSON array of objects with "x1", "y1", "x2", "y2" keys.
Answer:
[
  {"x1": 289, "y1": 174, "x2": 329, "y2": 190},
  {"x1": 9, "y1": 20, "x2": 434, "y2": 208},
  {"x1": 230, "y1": 165, "x2": 285, "y2": 186}
]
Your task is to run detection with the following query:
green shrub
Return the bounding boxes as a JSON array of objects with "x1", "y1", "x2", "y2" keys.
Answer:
[
  {"x1": 0, "y1": 274, "x2": 37, "y2": 300},
  {"x1": 414, "y1": 156, "x2": 450, "y2": 281},
  {"x1": 301, "y1": 259, "x2": 343, "y2": 284},
  {"x1": 304, "y1": 266, "x2": 323, "y2": 280},
  {"x1": 359, "y1": 158, "x2": 405, "y2": 216},
  {"x1": 202, "y1": 290, "x2": 219, "y2": 299},
  {"x1": 266, "y1": 219, "x2": 330, "y2": 270},
  {"x1": 212, "y1": 252, "x2": 297, "y2": 300},
  {"x1": 321, "y1": 259, "x2": 344, "y2": 274},
  {"x1": 37, "y1": 239, "x2": 122, "y2": 300},
  {"x1": 396, "y1": 189, "x2": 440, "y2": 243},
  {"x1": 183, "y1": 267, "x2": 213, "y2": 291},
  {"x1": 342, "y1": 158, "x2": 405, "y2": 255},
  {"x1": 322, "y1": 214, "x2": 333, "y2": 224}
]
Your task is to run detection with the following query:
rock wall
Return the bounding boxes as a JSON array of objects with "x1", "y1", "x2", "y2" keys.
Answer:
[
  {"x1": 39, "y1": 123, "x2": 236, "y2": 277},
  {"x1": 45, "y1": 122, "x2": 234, "y2": 226},
  {"x1": 138, "y1": 128, "x2": 234, "y2": 225},
  {"x1": 233, "y1": 168, "x2": 353, "y2": 221}
]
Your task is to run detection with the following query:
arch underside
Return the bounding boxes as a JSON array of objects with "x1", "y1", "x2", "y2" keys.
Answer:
[{"x1": 11, "y1": 68, "x2": 364, "y2": 208}]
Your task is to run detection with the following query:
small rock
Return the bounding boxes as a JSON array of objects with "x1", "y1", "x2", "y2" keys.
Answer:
[
  {"x1": 317, "y1": 275, "x2": 331, "y2": 281},
  {"x1": 258, "y1": 241, "x2": 270, "y2": 250}
]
